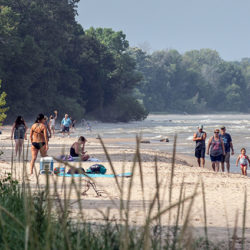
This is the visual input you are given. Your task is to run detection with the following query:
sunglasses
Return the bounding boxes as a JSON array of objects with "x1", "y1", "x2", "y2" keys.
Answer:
[{"x1": 214, "y1": 132, "x2": 219, "y2": 134}]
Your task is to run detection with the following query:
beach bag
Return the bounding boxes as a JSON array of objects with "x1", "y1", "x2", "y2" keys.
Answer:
[
  {"x1": 67, "y1": 167, "x2": 85, "y2": 174},
  {"x1": 86, "y1": 164, "x2": 107, "y2": 174}
]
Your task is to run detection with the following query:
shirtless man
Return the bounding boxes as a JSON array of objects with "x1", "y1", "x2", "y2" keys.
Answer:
[{"x1": 193, "y1": 124, "x2": 207, "y2": 168}]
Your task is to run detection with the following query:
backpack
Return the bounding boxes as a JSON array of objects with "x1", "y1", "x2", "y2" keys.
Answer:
[{"x1": 86, "y1": 164, "x2": 107, "y2": 174}]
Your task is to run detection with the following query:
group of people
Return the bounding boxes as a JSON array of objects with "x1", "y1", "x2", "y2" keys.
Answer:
[
  {"x1": 193, "y1": 125, "x2": 249, "y2": 176},
  {"x1": 11, "y1": 113, "x2": 88, "y2": 176}
]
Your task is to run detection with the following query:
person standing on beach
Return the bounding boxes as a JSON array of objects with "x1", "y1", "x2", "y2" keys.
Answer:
[
  {"x1": 193, "y1": 124, "x2": 207, "y2": 167},
  {"x1": 207, "y1": 128, "x2": 225, "y2": 172},
  {"x1": 61, "y1": 114, "x2": 72, "y2": 136},
  {"x1": 11, "y1": 116, "x2": 28, "y2": 158},
  {"x1": 30, "y1": 114, "x2": 49, "y2": 175},
  {"x1": 236, "y1": 148, "x2": 250, "y2": 176},
  {"x1": 220, "y1": 125, "x2": 234, "y2": 172},
  {"x1": 49, "y1": 110, "x2": 58, "y2": 137}
]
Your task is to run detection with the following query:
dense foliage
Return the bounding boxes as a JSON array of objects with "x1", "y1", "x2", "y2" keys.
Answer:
[
  {"x1": 131, "y1": 48, "x2": 250, "y2": 113},
  {"x1": 1, "y1": 0, "x2": 250, "y2": 123},
  {"x1": 0, "y1": 0, "x2": 147, "y2": 122}
]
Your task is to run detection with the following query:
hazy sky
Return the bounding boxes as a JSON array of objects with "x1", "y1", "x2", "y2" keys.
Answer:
[{"x1": 76, "y1": 0, "x2": 250, "y2": 61}]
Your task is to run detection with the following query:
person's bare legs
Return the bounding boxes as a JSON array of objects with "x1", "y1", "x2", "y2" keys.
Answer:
[
  {"x1": 197, "y1": 158, "x2": 201, "y2": 167},
  {"x1": 15, "y1": 139, "x2": 24, "y2": 159},
  {"x1": 201, "y1": 158, "x2": 205, "y2": 168},
  {"x1": 215, "y1": 162, "x2": 220, "y2": 172},
  {"x1": 226, "y1": 162, "x2": 230, "y2": 173},
  {"x1": 221, "y1": 162, "x2": 225, "y2": 172},
  {"x1": 15, "y1": 140, "x2": 18, "y2": 156},
  {"x1": 212, "y1": 162, "x2": 216, "y2": 171},
  {"x1": 241, "y1": 166, "x2": 247, "y2": 176},
  {"x1": 18, "y1": 139, "x2": 24, "y2": 159},
  {"x1": 30, "y1": 148, "x2": 38, "y2": 174},
  {"x1": 40, "y1": 145, "x2": 47, "y2": 157}
]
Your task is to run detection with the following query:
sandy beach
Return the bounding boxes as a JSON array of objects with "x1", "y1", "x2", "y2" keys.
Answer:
[{"x1": 0, "y1": 125, "x2": 250, "y2": 248}]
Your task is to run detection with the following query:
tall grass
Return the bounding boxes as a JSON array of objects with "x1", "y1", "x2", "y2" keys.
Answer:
[{"x1": 0, "y1": 136, "x2": 247, "y2": 249}]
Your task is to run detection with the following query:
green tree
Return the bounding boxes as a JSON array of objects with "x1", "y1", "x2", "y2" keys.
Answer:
[{"x1": 0, "y1": 80, "x2": 8, "y2": 125}]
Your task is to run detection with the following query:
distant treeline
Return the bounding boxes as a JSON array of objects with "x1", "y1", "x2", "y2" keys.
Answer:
[
  {"x1": 1, "y1": 1, "x2": 250, "y2": 123},
  {"x1": 132, "y1": 48, "x2": 250, "y2": 114}
]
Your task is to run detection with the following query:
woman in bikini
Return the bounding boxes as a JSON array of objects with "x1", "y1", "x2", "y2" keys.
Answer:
[{"x1": 30, "y1": 114, "x2": 49, "y2": 175}]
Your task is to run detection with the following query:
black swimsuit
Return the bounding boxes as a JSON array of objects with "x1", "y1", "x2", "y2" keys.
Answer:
[
  {"x1": 32, "y1": 142, "x2": 45, "y2": 150},
  {"x1": 32, "y1": 124, "x2": 46, "y2": 150},
  {"x1": 70, "y1": 147, "x2": 78, "y2": 157}
]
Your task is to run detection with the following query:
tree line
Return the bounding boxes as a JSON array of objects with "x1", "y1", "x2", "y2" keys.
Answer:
[
  {"x1": 0, "y1": 0, "x2": 147, "y2": 122},
  {"x1": 1, "y1": 0, "x2": 250, "y2": 124},
  {"x1": 132, "y1": 48, "x2": 250, "y2": 114}
]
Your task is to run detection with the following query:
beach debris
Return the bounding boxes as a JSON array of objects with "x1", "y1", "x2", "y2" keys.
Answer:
[
  {"x1": 81, "y1": 180, "x2": 103, "y2": 197},
  {"x1": 160, "y1": 138, "x2": 169, "y2": 142},
  {"x1": 140, "y1": 140, "x2": 150, "y2": 144}
]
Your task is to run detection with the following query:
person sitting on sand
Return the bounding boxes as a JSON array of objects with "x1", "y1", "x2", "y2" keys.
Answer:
[
  {"x1": 11, "y1": 116, "x2": 28, "y2": 158},
  {"x1": 30, "y1": 114, "x2": 49, "y2": 175},
  {"x1": 236, "y1": 148, "x2": 250, "y2": 176},
  {"x1": 70, "y1": 136, "x2": 90, "y2": 161},
  {"x1": 193, "y1": 124, "x2": 206, "y2": 168},
  {"x1": 206, "y1": 128, "x2": 225, "y2": 172}
]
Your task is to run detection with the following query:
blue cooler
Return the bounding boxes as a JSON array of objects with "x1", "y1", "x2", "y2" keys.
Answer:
[{"x1": 40, "y1": 157, "x2": 54, "y2": 175}]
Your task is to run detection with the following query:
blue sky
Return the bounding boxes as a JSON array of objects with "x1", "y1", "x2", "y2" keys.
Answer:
[{"x1": 76, "y1": 0, "x2": 250, "y2": 61}]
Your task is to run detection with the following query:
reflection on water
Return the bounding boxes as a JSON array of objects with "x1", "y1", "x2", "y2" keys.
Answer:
[{"x1": 76, "y1": 114, "x2": 250, "y2": 173}]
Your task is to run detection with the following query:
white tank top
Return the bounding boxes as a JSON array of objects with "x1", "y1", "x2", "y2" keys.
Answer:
[{"x1": 50, "y1": 118, "x2": 55, "y2": 126}]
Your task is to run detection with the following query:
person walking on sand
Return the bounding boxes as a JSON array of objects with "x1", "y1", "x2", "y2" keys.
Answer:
[
  {"x1": 193, "y1": 124, "x2": 206, "y2": 168},
  {"x1": 236, "y1": 148, "x2": 250, "y2": 176},
  {"x1": 11, "y1": 116, "x2": 28, "y2": 158},
  {"x1": 49, "y1": 110, "x2": 58, "y2": 137},
  {"x1": 61, "y1": 114, "x2": 72, "y2": 137},
  {"x1": 207, "y1": 128, "x2": 225, "y2": 172},
  {"x1": 30, "y1": 114, "x2": 49, "y2": 175},
  {"x1": 220, "y1": 125, "x2": 234, "y2": 172}
]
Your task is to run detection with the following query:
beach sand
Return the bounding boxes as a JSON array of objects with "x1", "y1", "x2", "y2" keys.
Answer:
[{"x1": 0, "y1": 126, "x2": 250, "y2": 247}]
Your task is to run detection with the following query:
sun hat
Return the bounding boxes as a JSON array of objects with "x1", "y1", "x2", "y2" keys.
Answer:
[{"x1": 198, "y1": 124, "x2": 203, "y2": 129}]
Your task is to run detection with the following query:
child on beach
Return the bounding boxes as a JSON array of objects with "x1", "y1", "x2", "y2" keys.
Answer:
[{"x1": 236, "y1": 148, "x2": 250, "y2": 176}]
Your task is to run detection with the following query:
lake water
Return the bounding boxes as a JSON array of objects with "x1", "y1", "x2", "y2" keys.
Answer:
[{"x1": 77, "y1": 114, "x2": 250, "y2": 173}]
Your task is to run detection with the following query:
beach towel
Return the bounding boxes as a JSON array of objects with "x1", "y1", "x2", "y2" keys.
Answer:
[
  {"x1": 87, "y1": 157, "x2": 100, "y2": 162},
  {"x1": 57, "y1": 172, "x2": 132, "y2": 178},
  {"x1": 57, "y1": 156, "x2": 100, "y2": 162}
]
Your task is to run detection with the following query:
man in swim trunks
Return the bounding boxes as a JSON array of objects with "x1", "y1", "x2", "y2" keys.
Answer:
[
  {"x1": 193, "y1": 124, "x2": 207, "y2": 168},
  {"x1": 220, "y1": 125, "x2": 234, "y2": 172},
  {"x1": 30, "y1": 114, "x2": 49, "y2": 175},
  {"x1": 61, "y1": 114, "x2": 72, "y2": 136}
]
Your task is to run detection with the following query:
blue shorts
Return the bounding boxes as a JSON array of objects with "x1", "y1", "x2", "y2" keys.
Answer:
[
  {"x1": 210, "y1": 154, "x2": 222, "y2": 162},
  {"x1": 62, "y1": 126, "x2": 70, "y2": 132},
  {"x1": 195, "y1": 147, "x2": 205, "y2": 158}
]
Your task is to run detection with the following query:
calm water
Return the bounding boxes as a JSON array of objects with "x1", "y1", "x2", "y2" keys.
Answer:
[{"x1": 76, "y1": 114, "x2": 250, "y2": 173}]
